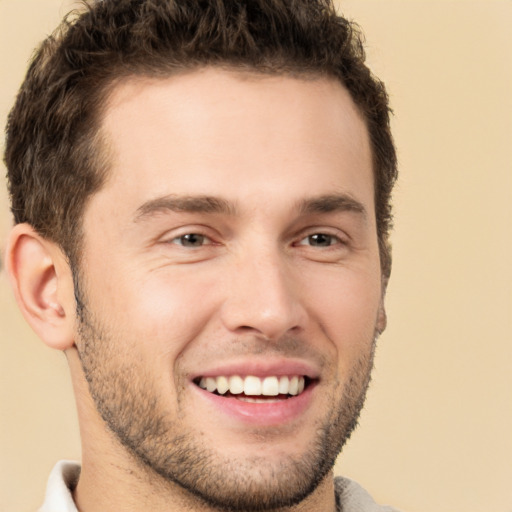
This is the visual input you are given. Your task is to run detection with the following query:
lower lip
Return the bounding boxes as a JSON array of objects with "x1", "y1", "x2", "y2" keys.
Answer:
[{"x1": 191, "y1": 382, "x2": 316, "y2": 426}]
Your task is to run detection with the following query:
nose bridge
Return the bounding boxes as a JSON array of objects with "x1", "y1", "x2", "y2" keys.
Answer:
[{"x1": 220, "y1": 240, "x2": 305, "y2": 339}]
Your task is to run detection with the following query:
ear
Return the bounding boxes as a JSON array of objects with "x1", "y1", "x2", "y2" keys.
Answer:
[
  {"x1": 376, "y1": 275, "x2": 388, "y2": 335},
  {"x1": 5, "y1": 223, "x2": 76, "y2": 350}
]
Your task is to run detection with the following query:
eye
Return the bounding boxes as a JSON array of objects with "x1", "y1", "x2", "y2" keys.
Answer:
[
  {"x1": 171, "y1": 233, "x2": 212, "y2": 247},
  {"x1": 298, "y1": 233, "x2": 343, "y2": 247}
]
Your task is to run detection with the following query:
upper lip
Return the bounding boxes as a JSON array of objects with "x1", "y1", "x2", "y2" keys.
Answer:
[{"x1": 189, "y1": 358, "x2": 321, "y2": 381}]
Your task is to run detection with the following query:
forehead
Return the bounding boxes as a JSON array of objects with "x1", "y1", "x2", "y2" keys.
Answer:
[{"x1": 92, "y1": 68, "x2": 373, "y2": 219}]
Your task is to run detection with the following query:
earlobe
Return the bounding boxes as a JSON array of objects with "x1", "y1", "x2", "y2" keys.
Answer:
[
  {"x1": 376, "y1": 276, "x2": 388, "y2": 335},
  {"x1": 376, "y1": 302, "x2": 387, "y2": 335},
  {"x1": 5, "y1": 223, "x2": 75, "y2": 350}
]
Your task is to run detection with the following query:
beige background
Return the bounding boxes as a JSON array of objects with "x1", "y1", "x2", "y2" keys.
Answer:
[{"x1": 1, "y1": 1, "x2": 511, "y2": 511}]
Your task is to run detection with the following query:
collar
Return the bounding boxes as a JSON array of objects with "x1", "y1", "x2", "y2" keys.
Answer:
[{"x1": 38, "y1": 460, "x2": 80, "y2": 512}]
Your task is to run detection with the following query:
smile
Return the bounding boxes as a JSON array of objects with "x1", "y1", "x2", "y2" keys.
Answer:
[{"x1": 195, "y1": 375, "x2": 308, "y2": 402}]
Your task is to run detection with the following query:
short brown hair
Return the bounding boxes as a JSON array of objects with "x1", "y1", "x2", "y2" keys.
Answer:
[{"x1": 5, "y1": 0, "x2": 397, "y2": 277}]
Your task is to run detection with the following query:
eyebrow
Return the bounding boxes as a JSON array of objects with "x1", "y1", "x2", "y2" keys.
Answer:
[
  {"x1": 297, "y1": 194, "x2": 368, "y2": 219},
  {"x1": 134, "y1": 192, "x2": 367, "y2": 223},
  {"x1": 134, "y1": 194, "x2": 237, "y2": 221}
]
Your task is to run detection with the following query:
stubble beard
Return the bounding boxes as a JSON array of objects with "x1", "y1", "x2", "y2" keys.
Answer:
[{"x1": 75, "y1": 284, "x2": 376, "y2": 512}]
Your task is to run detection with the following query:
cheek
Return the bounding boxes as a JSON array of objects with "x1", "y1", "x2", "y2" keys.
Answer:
[
  {"x1": 93, "y1": 267, "x2": 222, "y2": 360},
  {"x1": 305, "y1": 266, "x2": 381, "y2": 354}
]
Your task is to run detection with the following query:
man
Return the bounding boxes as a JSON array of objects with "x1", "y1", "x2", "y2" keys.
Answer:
[{"x1": 4, "y1": 0, "x2": 398, "y2": 510}]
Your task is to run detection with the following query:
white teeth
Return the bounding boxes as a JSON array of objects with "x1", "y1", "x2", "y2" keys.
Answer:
[
  {"x1": 278, "y1": 376, "x2": 289, "y2": 394},
  {"x1": 216, "y1": 376, "x2": 229, "y2": 395},
  {"x1": 198, "y1": 375, "x2": 306, "y2": 397},
  {"x1": 206, "y1": 377, "x2": 217, "y2": 393},
  {"x1": 244, "y1": 376, "x2": 262, "y2": 395},
  {"x1": 262, "y1": 376, "x2": 279, "y2": 396},
  {"x1": 289, "y1": 376, "x2": 299, "y2": 395},
  {"x1": 229, "y1": 375, "x2": 244, "y2": 394}
]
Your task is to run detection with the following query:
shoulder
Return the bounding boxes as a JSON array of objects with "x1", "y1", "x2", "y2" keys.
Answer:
[{"x1": 334, "y1": 476, "x2": 401, "y2": 512}]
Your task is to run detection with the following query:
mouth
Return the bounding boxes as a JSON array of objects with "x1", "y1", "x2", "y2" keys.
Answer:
[{"x1": 193, "y1": 375, "x2": 313, "y2": 403}]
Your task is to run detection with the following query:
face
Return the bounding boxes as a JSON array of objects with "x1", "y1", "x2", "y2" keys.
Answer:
[{"x1": 75, "y1": 69, "x2": 385, "y2": 510}]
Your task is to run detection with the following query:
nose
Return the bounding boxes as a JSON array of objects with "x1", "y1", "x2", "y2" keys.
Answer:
[{"x1": 220, "y1": 247, "x2": 307, "y2": 341}]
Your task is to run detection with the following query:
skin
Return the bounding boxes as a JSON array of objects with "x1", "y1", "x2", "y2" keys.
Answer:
[{"x1": 6, "y1": 68, "x2": 386, "y2": 512}]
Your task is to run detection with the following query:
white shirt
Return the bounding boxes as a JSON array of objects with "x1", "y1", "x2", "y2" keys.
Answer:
[{"x1": 38, "y1": 461, "x2": 80, "y2": 512}]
